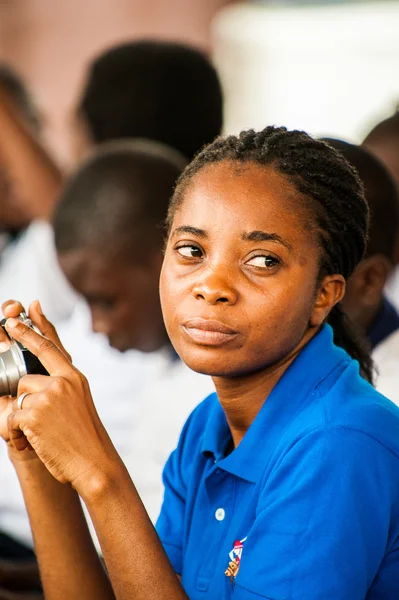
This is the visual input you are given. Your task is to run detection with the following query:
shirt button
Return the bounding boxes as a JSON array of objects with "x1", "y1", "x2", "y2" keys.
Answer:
[{"x1": 215, "y1": 508, "x2": 225, "y2": 521}]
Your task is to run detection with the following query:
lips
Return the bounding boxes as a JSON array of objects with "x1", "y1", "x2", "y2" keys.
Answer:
[{"x1": 182, "y1": 318, "x2": 238, "y2": 346}]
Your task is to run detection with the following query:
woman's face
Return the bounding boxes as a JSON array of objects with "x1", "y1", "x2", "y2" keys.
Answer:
[{"x1": 160, "y1": 161, "x2": 343, "y2": 378}]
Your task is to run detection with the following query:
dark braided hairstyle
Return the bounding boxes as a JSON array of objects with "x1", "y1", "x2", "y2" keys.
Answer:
[{"x1": 166, "y1": 126, "x2": 375, "y2": 383}]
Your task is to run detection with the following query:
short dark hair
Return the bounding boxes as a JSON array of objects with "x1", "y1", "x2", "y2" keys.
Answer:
[
  {"x1": 167, "y1": 126, "x2": 374, "y2": 382},
  {"x1": 0, "y1": 65, "x2": 40, "y2": 132},
  {"x1": 78, "y1": 41, "x2": 223, "y2": 161},
  {"x1": 322, "y1": 139, "x2": 399, "y2": 263},
  {"x1": 53, "y1": 139, "x2": 186, "y2": 261}
]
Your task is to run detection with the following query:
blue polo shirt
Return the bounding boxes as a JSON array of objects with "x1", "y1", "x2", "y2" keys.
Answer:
[{"x1": 156, "y1": 325, "x2": 399, "y2": 599}]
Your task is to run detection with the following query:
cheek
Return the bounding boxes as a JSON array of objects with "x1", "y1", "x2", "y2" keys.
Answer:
[
  {"x1": 246, "y1": 277, "x2": 315, "y2": 340},
  {"x1": 160, "y1": 261, "x2": 175, "y2": 332}
]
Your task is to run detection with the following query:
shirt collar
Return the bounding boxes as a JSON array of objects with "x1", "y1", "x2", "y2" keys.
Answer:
[{"x1": 201, "y1": 325, "x2": 351, "y2": 483}]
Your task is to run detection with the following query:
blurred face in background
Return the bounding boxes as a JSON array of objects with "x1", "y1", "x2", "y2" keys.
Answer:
[
  {"x1": 67, "y1": 108, "x2": 93, "y2": 166},
  {"x1": 58, "y1": 247, "x2": 166, "y2": 353},
  {"x1": 0, "y1": 158, "x2": 29, "y2": 230}
]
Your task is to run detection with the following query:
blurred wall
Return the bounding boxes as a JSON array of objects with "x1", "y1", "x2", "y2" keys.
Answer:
[
  {"x1": 0, "y1": 0, "x2": 235, "y2": 164},
  {"x1": 213, "y1": 1, "x2": 399, "y2": 142}
]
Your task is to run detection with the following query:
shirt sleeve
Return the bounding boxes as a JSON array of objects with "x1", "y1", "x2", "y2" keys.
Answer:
[
  {"x1": 233, "y1": 426, "x2": 398, "y2": 600},
  {"x1": 155, "y1": 401, "x2": 203, "y2": 577},
  {"x1": 155, "y1": 446, "x2": 186, "y2": 575}
]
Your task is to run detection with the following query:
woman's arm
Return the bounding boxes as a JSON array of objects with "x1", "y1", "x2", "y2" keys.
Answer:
[
  {"x1": 0, "y1": 302, "x2": 114, "y2": 600},
  {"x1": 0, "y1": 90, "x2": 63, "y2": 223},
  {"x1": 2, "y1": 301, "x2": 187, "y2": 600},
  {"x1": 11, "y1": 456, "x2": 114, "y2": 600},
  {"x1": 76, "y1": 456, "x2": 186, "y2": 600}
]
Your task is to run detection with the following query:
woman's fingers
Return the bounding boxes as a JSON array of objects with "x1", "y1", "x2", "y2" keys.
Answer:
[
  {"x1": 0, "y1": 300, "x2": 24, "y2": 351},
  {"x1": 2, "y1": 300, "x2": 25, "y2": 318},
  {"x1": 1, "y1": 299, "x2": 71, "y2": 362},
  {"x1": 7, "y1": 405, "x2": 33, "y2": 451},
  {"x1": 0, "y1": 395, "x2": 15, "y2": 441},
  {"x1": 4, "y1": 318, "x2": 72, "y2": 376},
  {"x1": 17, "y1": 374, "x2": 52, "y2": 395},
  {"x1": 28, "y1": 301, "x2": 72, "y2": 362}
]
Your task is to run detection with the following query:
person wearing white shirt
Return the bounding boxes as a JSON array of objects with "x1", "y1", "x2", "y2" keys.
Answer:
[
  {"x1": 53, "y1": 140, "x2": 214, "y2": 520},
  {"x1": 0, "y1": 141, "x2": 214, "y2": 596}
]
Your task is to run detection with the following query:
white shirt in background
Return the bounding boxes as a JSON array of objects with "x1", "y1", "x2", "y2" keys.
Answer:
[
  {"x1": 125, "y1": 357, "x2": 214, "y2": 523},
  {"x1": 373, "y1": 329, "x2": 399, "y2": 407},
  {"x1": 0, "y1": 233, "x2": 214, "y2": 548},
  {"x1": 0, "y1": 220, "x2": 78, "y2": 323},
  {"x1": 384, "y1": 265, "x2": 399, "y2": 313}
]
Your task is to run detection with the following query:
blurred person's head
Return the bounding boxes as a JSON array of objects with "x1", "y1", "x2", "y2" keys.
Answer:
[
  {"x1": 53, "y1": 139, "x2": 186, "y2": 352},
  {"x1": 363, "y1": 109, "x2": 399, "y2": 193},
  {"x1": 323, "y1": 138, "x2": 399, "y2": 337},
  {"x1": 70, "y1": 40, "x2": 223, "y2": 163},
  {"x1": 0, "y1": 65, "x2": 41, "y2": 231}
]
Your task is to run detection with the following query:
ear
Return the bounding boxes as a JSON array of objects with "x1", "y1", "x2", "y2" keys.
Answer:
[
  {"x1": 310, "y1": 274, "x2": 346, "y2": 328},
  {"x1": 349, "y1": 255, "x2": 392, "y2": 306}
]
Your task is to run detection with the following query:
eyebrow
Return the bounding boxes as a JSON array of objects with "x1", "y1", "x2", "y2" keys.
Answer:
[
  {"x1": 241, "y1": 230, "x2": 293, "y2": 252},
  {"x1": 172, "y1": 226, "x2": 293, "y2": 253},
  {"x1": 172, "y1": 225, "x2": 208, "y2": 239}
]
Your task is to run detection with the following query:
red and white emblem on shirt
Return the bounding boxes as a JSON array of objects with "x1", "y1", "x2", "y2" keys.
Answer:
[{"x1": 224, "y1": 537, "x2": 247, "y2": 580}]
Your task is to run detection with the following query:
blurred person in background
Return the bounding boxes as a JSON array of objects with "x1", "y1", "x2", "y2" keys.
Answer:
[
  {"x1": 363, "y1": 110, "x2": 399, "y2": 310},
  {"x1": 363, "y1": 109, "x2": 399, "y2": 195},
  {"x1": 0, "y1": 40, "x2": 223, "y2": 321},
  {"x1": 0, "y1": 66, "x2": 61, "y2": 260},
  {"x1": 53, "y1": 140, "x2": 214, "y2": 520},
  {"x1": 70, "y1": 40, "x2": 223, "y2": 164},
  {"x1": 323, "y1": 139, "x2": 399, "y2": 350},
  {"x1": 0, "y1": 139, "x2": 214, "y2": 599},
  {"x1": 0, "y1": 41, "x2": 222, "y2": 597}
]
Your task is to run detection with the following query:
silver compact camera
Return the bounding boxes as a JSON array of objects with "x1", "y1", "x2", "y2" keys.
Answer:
[{"x1": 0, "y1": 312, "x2": 48, "y2": 397}]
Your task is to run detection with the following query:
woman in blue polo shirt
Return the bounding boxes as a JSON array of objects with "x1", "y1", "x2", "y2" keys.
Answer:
[{"x1": 1, "y1": 126, "x2": 399, "y2": 599}]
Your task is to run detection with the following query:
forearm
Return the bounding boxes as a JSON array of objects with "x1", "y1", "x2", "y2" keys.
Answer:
[
  {"x1": 0, "y1": 95, "x2": 62, "y2": 221},
  {"x1": 12, "y1": 456, "x2": 114, "y2": 600},
  {"x1": 80, "y1": 459, "x2": 188, "y2": 600}
]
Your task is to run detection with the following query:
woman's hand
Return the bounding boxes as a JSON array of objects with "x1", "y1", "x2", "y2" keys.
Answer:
[
  {"x1": 0, "y1": 299, "x2": 65, "y2": 461},
  {"x1": 2, "y1": 300, "x2": 116, "y2": 492}
]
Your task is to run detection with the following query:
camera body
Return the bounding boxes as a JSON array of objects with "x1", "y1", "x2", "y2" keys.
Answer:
[{"x1": 0, "y1": 312, "x2": 48, "y2": 397}]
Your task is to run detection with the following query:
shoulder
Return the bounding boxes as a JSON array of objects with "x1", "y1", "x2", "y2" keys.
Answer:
[{"x1": 305, "y1": 360, "x2": 399, "y2": 462}]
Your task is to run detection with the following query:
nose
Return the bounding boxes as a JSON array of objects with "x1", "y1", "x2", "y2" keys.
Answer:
[{"x1": 192, "y1": 267, "x2": 238, "y2": 305}]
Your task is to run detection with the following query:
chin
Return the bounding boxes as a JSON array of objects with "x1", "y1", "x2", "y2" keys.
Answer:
[
  {"x1": 109, "y1": 338, "x2": 130, "y2": 353},
  {"x1": 176, "y1": 345, "x2": 245, "y2": 378}
]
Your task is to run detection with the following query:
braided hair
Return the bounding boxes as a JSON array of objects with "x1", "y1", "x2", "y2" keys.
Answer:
[{"x1": 167, "y1": 126, "x2": 374, "y2": 383}]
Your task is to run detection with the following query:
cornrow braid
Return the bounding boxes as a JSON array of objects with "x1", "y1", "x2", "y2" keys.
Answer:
[{"x1": 167, "y1": 126, "x2": 374, "y2": 383}]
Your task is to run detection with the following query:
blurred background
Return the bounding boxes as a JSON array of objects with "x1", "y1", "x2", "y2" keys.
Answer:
[{"x1": 1, "y1": 0, "x2": 398, "y2": 166}]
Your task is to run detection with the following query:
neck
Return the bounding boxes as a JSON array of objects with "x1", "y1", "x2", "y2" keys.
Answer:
[{"x1": 212, "y1": 328, "x2": 318, "y2": 449}]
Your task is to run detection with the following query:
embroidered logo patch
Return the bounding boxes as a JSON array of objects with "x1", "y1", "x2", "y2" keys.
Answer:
[{"x1": 224, "y1": 537, "x2": 247, "y2": 580}]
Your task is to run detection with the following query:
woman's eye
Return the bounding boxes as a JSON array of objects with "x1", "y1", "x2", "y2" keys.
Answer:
[
  {"x1": 246, "y1": 255, "x2": 280, "y2": 269},
  {"x1": 176, "y1": 245, "x2": 203, "y2": 259}
]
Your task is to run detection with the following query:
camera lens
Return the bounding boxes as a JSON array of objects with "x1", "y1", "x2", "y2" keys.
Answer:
[
  {"x1": 0, "y1": 342, "x2": 28, "y2": 397},
  {"x1": 0, "y1": 316, "x2": 48, "y2": 396}
]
